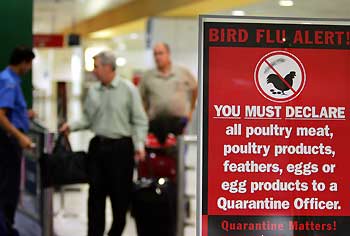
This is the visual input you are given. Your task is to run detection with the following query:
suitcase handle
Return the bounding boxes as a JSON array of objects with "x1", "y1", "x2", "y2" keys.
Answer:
[{"x1": 144, "y1": 151, "x2": 156, "y2": 178}]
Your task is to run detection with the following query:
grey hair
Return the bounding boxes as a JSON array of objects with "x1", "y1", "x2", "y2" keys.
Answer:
[{"x1": 93, "y1": 51, "x2": 117, "y2": 71}]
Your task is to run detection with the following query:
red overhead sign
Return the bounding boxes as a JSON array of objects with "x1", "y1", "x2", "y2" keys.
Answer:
[
  {"x1": 199, "y1": 17, "x2": 350, "y2": 236},
  {"x1": 33, "y1": 34, "x2": 64, "y2": 48}
]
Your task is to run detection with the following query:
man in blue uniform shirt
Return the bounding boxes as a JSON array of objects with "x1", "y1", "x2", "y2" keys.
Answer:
[{"x1": 0, "y1": 46, "x2": 35, "y2": 236}]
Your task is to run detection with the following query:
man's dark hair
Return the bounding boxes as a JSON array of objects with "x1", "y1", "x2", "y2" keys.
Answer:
[{"x1": 9, "y1": 46, "x2": 35, "y2": 65}]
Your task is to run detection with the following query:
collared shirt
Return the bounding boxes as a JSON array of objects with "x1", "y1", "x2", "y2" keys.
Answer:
[
  {"x1": 139, "y1": 65, "x2": 197, "y2": 120},
  {"x1": 69, "y1": 76, "x2": 148, "y2": 150},
  {"x1": 0, "y1": 67, "x2": 29, "y2": 132}
]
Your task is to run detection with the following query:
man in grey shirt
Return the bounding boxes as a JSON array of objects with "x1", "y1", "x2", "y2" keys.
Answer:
[
  {"x1": 60, "y1": 51, "x2": 148, "y2": 236},
  {"x1": 139, "y1": 43, "x2": 198, "y2": 126}
]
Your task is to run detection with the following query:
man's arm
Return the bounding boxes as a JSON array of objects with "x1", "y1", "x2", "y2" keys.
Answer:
[
  {"x1": 138, "y1": 75, "x2": 149, "y2": 113},
  {"x1": 189, "y1": 80, "x2": 198, "y2": 121},
  {"x1": 63, "y1": 108, "x2": 91, "y2": 133},
  {"x1": 0, "y1": 108, "x2": 33, "y2": 149},
  {"x1": 59, "y1": 89, "x2": 92, "y2": 134},
  {"x1": 59, "y1": 110, "x2": 90, "y2": 134},
  {"x1": 130, "y1": 83, "x2": 149, "y2": 161},
  {"x1": 186, "y1": 69, "x2": 198, "y2": 121}
]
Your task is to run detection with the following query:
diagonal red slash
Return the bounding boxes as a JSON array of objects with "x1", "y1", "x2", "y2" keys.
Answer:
[{"x1": 264, "y1": 59, "x2": 296, "y2": 94}]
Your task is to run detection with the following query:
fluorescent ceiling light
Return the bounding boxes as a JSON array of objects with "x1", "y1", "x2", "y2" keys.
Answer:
[
  {"x1": 279, "y1": 0, "x2": 294, "y2": 7},
  {"x1": 129, "y1": 33, "x2": 139, "y2": 40},
  {"x1": 117, "y1": 42, "x2": 127, "y2": 51},
  {"x1": 116, "y1": 57, "x2": 127, "y2": 67},
  {"x1": 232, "y1": 10, "x2": 246, "y2": 16},
  {"x1": 90, "y1": 30, "x2": 113, "y2": 38}
]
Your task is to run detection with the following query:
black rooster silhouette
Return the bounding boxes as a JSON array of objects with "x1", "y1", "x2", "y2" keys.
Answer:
[{"x1": 267, "y1": 71, "x2": 296, "y2": 95}]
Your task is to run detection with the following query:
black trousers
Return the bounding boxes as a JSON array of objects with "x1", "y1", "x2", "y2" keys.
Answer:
[
  {"x1": 149, "y1": 115, "x2": 188, "y2": 144},
  {"x1": 87, "y1": 136, "x2": 134, "y2": 236},
  {"x1": 0, "y1": 130, "x2": 22, "y2": 235}
]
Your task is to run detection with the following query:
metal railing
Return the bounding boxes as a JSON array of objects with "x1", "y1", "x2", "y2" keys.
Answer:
[{"x1": 177, "y1": 135, "x2": 197, "y2": 236}]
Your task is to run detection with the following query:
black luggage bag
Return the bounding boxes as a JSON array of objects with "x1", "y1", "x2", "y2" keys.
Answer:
[
  {"x1": 131, "y1": 178, "x2": 177, "y2": 236},
  {"x1": 40, "y1": 134, "x2": 88, "y2": 188}
]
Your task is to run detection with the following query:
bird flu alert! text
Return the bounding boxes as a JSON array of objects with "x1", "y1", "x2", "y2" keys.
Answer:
[{"x1": 209, "y1": 28, "x2": 350, "y2": 46}]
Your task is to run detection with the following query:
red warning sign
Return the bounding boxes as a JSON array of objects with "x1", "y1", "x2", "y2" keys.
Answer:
[{"x1": 199, "y1": 17, "x2": 350, "y2": 236}]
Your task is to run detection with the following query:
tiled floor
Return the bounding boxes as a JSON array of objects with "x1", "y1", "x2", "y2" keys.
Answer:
[
  {"x1": 53, "y1": 185, "x2": 138, "y2": 236},
  {"x1": 53, "y1": 187, "x2": 196, "y2": 236}
]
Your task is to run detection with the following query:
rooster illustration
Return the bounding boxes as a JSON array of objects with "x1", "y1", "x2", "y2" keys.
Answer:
[{"x1": 267, "y1": 71, "x2": 296, "y2": 95}]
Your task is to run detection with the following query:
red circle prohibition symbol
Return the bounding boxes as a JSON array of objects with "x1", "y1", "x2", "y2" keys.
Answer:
[{"x1": 254, "y1": 51, "x2": 306, "y2": 103}]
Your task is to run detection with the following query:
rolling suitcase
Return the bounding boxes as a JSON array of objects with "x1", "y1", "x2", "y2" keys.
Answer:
[
  {"x1": 132, "y1": 116, "x2": 187, "y2": 236},
  {"x1": 131, "y1": 178, "x2": 177, "y2": 236},
  {"x1": 132, "y1": 133, "x2": 177, "y2": 236}
]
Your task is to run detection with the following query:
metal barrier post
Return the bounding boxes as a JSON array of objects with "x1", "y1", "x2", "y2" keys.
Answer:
[
  {"x1": 177, "y1": 135, "x2": 197, "y2": 236},
  {"x1": 177, "y1": 135, "x2": 185, "y2": 236},
  {"x1": 43, "y1": 132, "x2": 54, "y2": 236},
  {"x1": 18, "y1": 125, "x2": 54, "y2": 236},
  {"x1": 42, "y1": 188, "x2": 54, "y2": 236}
]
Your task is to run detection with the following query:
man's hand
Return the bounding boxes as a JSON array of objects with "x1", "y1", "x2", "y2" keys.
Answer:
[
  {"x1": 59, "y1": 122, "x2": 70, "y2": 135},
  {"x1": 134, "y1": 148, "x2": 146, "y2": 162},
  {"x1": 0, "y1": 108, "x2": 34, "y2": 149},
  {"x1": 18, "y1": 133, "x2": 34, "y2": 149},
  {"x1": 27, "y1": 109, "x2": 36, "y2": 120}
]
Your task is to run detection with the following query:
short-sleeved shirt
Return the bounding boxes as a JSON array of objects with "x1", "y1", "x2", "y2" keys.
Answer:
[
  {"x1": 139, "y1": 65, "x2": 197, "y2": 120},
  {"x1": 0, "y1": 67, "x2": 29, "y2": 132}
]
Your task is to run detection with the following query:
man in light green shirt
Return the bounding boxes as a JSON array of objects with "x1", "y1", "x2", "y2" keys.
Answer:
[
  {"x1": 65, "y1": 70, "x2": 148, "y2": 153},
  {"x1": 60, "y1": 51, "x2": 148, "y2": 236}
]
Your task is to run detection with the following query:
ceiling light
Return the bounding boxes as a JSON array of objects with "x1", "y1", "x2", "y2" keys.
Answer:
[
  {"x1": 117, "y1": 43, "x2": 126, "y2": 51},
  {"x1": 90, "y1": 30, "x2": 113, "y2": 39},
  {"x1": 232, "y1": 10, "x2": 246, "y2": 16},
  {"x1": 129, "y1": 33, "x2": 139, "y2": 40},
  {"x1": 116, "y1": 57, "x2": 127, "y2": 67},
  {"x1": 279, "y1": 0, "x2": 294, "y2": 7}
]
